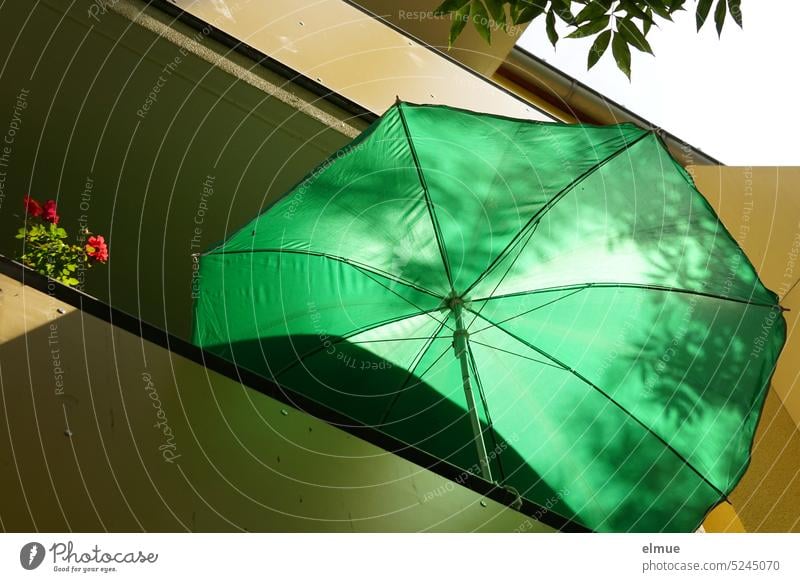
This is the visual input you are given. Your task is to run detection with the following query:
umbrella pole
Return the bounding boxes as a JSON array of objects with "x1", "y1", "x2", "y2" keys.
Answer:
[{"x1": 452, "y1": 301, "x2": 493, "y2": 482}]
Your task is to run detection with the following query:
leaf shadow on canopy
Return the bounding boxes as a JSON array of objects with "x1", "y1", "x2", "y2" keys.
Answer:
[
  {"x1": 195, "y1": 106, "x2": 785, "y2": 532},
  {"x1": 458, "y1": 135, "x2": 785, "y2": 531}
]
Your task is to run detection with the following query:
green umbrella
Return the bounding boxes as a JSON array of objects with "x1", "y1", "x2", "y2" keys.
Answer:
[{"x1": 193, "y1": 102, "x2": 785, "y2": 532}]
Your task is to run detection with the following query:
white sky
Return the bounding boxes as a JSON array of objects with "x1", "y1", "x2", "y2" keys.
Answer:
[{"x1": 517, "y1": 1, "x2": 800, "y2": 166}]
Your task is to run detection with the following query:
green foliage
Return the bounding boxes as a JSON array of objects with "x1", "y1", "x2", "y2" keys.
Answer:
[
  {"x1": 611, "y1": 30, "x2": 632, "y2": 78},
  {"x1": 587, "y1": 29, "x2": 612, "y2": 68},
  {"x1": 16, "y1": 223, "x2": 87, "y2": 287},
  {"x1": 15, "y1": 194, "x2": 108, "y2": 288},
  {"x1": 434, "y1": 1, "x2": 743, "y2": 77}
]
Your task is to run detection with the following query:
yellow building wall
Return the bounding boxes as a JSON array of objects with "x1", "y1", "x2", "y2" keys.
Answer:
[
  {"x1": 0, "y1": 272, "x2": 553, "y2": 532},
  {"x1": 353, "y1": 0, "x2": 525, "y2": 76},
  {"x1": 165, "y1": 0, "x2": 549, "y2": 120},
  {"x1": 1, "y1": 0, "x2": 797, "y2": 534},
  {"x1": 693, "y1": 167, "x2": 800, "y2": 532}
]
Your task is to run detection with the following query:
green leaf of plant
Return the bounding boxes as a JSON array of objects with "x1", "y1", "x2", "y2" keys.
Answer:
[
  {"x1": 643, "y1": 7, "x2": 653, "y2": 34},
  {"x1": 470, "y1": 0, "x2": 492, "y2": 43},
  {"x1": 617, "y1": 1, "x2": 649, "y2": 21},
  {"x1": 728, "y1": 0, "x2": 742, "y2": 28},
  {"x1": 648, "y1": 0, "x2": 673, "y2": 20},
  {"x1": 546, "y1": 9, "x2": 558, "y2": 46},
  {"x1": 448, "y1": 2, "x2": 471, "y2": 45},
  {"x1": 612, "y1": 32, "x2": 631, "y2": 79},
  {"x1": 696, "y1": 0, "x2": 713, "y2": 30},
  {"x1": 566, "y1": 16, "x2": 609, "y2": 39},
  {"x1": 618, "y1": 18, "x2": 653, "y2": 53},
  {"x1": 575, "y1": 0, "x2": 612, "y2": 24},
  {"x1": 714, "y1": 0, "x2": 727, "y2": 36},
  {"x1": 514, "y1": 1, "x2": 547, "y2": 24},
  {"x1": 434, "y1": 0, "x2": 472, "y2": 16},
  {"x1": 587, "y1": 29, "x2": 611, "y2": 69},
  {"x1": 551, "y1": 0, "x2": 575, "y2": 25},
  {"x1": 482, "y1": 0, "x2": 505, "y2": 28}
]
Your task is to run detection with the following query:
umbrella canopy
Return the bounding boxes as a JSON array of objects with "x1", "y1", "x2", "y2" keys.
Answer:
[{"x1": 193, "y1": 102, "x2": 785, "y2": 532}]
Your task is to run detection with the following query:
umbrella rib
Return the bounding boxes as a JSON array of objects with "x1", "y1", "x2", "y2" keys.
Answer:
[
  {"x1": 269, "y1": 307, "x2": 445, "y2": 381},
  {"x1": 396, "y1": 102, "x2": 455, "y2": 292},
  {"x1": 468, "y1": 340, "x2": 565, "y2": 370},
  {"x1": 465, "y1": 306, "x2": 729, "y2": 500},
  {"x1": 462, "y1": 131, "x2": 652, "y2": 298},
  {"x1": 379, "y1": 319, "x2": 449, "y2": 425},
  {"x1": 470, "y1": 282, "x2": 779, "y2": 310},
  {"x1": 351, "y1": 336, "x2": 447, "y2": 344},
  {"x1": 351, "y1": 264, "x2": 453, "y2": 331},
  {"x1": 464, "y1": 220, "x2": 541, "y2": 331},
  {"x1": 412, "y1": 340, "x2": 453, "y2": 383},
  {"x1": 211, "y1": 248, "x2": 444, "y2": 300},
  {"x1": 468, "y1": 287, "x2": 587, "y2": 336}
]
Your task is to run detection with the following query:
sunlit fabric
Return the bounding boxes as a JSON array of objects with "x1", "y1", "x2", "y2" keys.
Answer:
[{"x1": 193, "y1": 102, "x2": 785, "y2": 532}]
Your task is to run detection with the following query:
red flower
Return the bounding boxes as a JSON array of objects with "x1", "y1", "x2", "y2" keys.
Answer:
[
  {"x1": 23, "y1": 195, "x2": 42, "y2": 217},
  {"x1": 86, "y1": 235, "x2": 109, "y2": 263},
  {"x1": 42, "y1": 199, "x2": 59, "y2": 224}
]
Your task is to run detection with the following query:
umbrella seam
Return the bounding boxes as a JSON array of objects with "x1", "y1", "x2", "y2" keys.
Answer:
[
  {"x1": 471, "y1": 282, "x2": 779, "y2": 310},
  {"x1": 396, "y1": 101, "x2": 456, "y2": 293},
  {"x1": 462, "y1": 131, "x2": 652, "y2": 298}
]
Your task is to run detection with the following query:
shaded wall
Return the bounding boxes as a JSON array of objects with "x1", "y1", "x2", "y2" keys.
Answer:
[
  {"x1": 0, "y1": 271, "x2": 551, "y2": 532},
  {"x1": 0, "y1": 0, "x2": 357, "y2": 340}
]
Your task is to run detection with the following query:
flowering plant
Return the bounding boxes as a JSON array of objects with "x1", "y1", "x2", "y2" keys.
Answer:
[{"x1": 16, "y1": 195, "x2": 109, "y2": 287}]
